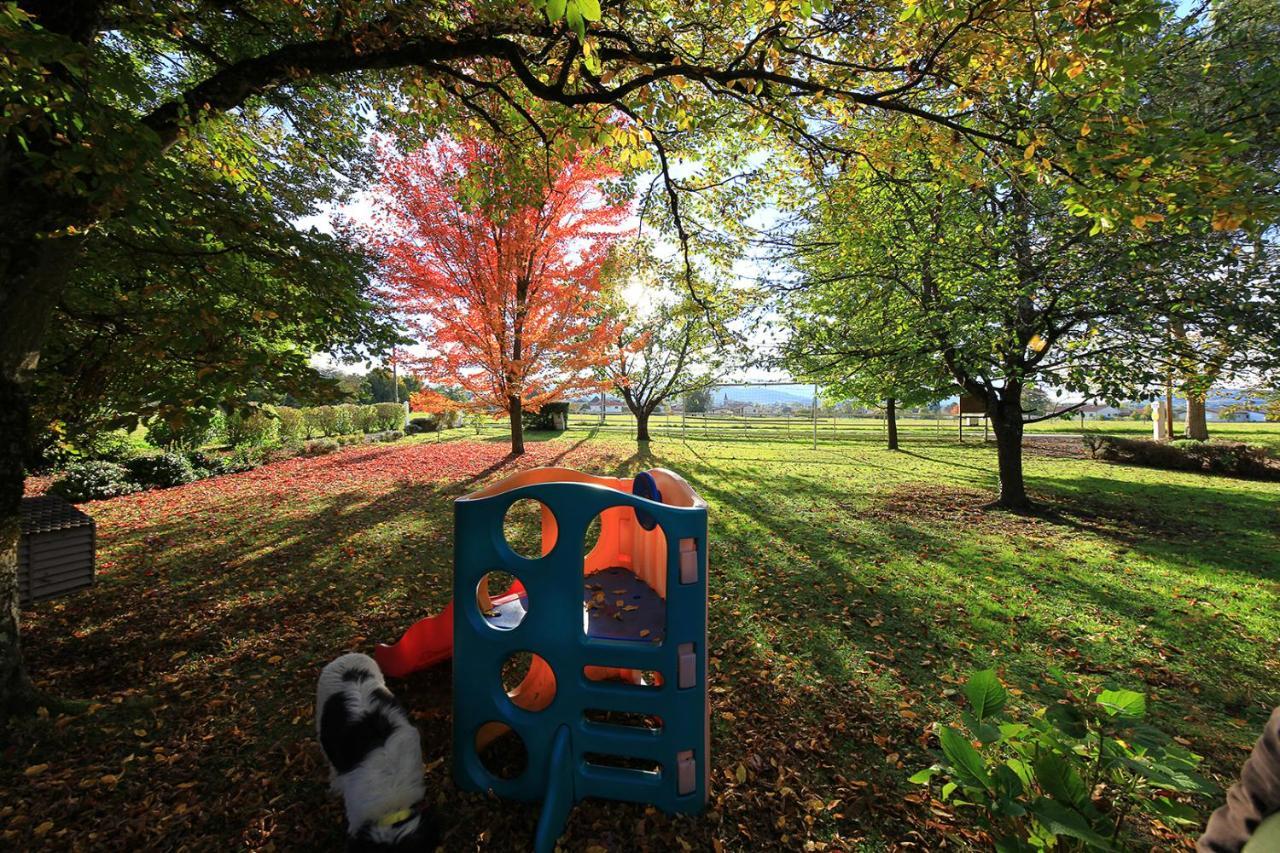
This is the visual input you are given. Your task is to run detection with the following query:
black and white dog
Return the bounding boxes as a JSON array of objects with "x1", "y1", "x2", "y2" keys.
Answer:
[{"x1": 316, "y1": 653, "x2": 438, "y2": 852}]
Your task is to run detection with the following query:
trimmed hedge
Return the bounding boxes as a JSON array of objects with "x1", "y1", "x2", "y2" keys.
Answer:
[
  {"x1": 126, "y1": 453, "x2": 198, "y2": 489},
  {"x1": 1084, "y1": 435, "x2": 1278, "y2": 479}
]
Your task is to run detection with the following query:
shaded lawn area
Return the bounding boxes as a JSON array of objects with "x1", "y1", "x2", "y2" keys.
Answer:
[{"x1": 4, "y1": 431, "x2": 1278, "y2": 851}]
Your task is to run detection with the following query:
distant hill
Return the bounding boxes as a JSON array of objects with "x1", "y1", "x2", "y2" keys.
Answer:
[{"x1": 710, "y1": 384, "x2": 814, "y2": 406}]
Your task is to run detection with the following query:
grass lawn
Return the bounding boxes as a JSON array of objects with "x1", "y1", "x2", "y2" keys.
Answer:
[{"x1": 6, "y1": 428, "x2": 1278, "y2": 850}]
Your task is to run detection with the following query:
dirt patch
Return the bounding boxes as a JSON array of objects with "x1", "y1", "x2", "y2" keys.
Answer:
[{"x1": 1022, "y1": 435, "x2": 1090, "y2": 459}]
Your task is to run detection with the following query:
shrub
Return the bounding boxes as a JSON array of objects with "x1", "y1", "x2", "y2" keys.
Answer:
[
  {"x1": 912, "y1": 669, "x2": 1211, "y2": 851},
  {"x1": 145, "y1": 416, "x2": 212, "y2": 451},
  {"x1": 522, "y1": 401, "x2": 570, "y2": 431},
  {"x1": 49, "y1": 461, "x2": 141, "y2": 502},
  {"x1": 331, "y1": 404, "x2": 359, "y2": 436},
  {"x1": 407, "y1": 414, "x2": 440, "y2": 434},
  {"x1": 125, "y1": 452, "x2": 198, "y2": 489},
  {"x1": 355, "y1": 405, "x2": 380, "y2": 434},
  {"x1": 1084, "y1": 434, "x2": 1277, "y2": 479},
  {"x1": 378, "y1": 430, "x2": 404, "y2": 442},
  {"x1": 225, "y1": 407, "x2": 279, "y2": 447},
  {"x1": 303, "y1": 406, "x2": 330, "y2": 438},
  {"x1": 85, "y1": 429, "x2": 148, "y2": 462},
  {"x1": 303, "y1": 438, "x2": 340, "y2": 456},
  {"x1": 184, "y1": 450, "x2": 218, "y2": 477},
  {"x1": 217, "y1": 445, "x2": 265, "y2": 474},
  {"x1": 275, "y1": 406, "x2": 306, "y2": 443},
  {"x1": 374, "y1": 402, "x2": 408, "y2": 431}
]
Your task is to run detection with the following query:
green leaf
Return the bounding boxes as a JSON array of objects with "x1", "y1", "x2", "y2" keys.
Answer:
[
  {"x1": 908, "y1": 766, "x2": 939, "y2": 784},
  {"x1": 576, "y1": 0, "x2": 602, "y2": 21},
  {"x1": 1028, "y1": 798, "x2": 1114, "y2": 850},
  {"x1": 962, "y1": 711, "x2": 1003, "y2": 744},
  {"x1": 567, "y1": 5, "x2": 586, "y2": 40},
  {"x1": 1096, "y1": 689, "x2": 1145, "y2": 718},
  {"x1": 546, "y1": 0, "x2": 568, "y2": 20},
  {"x1": 1032, "y1": 753, "x2": 1090, "y2": 813},
  {"x1": 939, "y1": 725, "x2": 992, "y2": 790},
  {"x1": 1139, "y1": 796, "x2": 1201, "y2": 826},
  {"x1": 1046, "y1": 702, "x2": 1088, "y2": 737},
  {"x1": 965, "y1": 669, "x2": 1007, "y2": 719}
]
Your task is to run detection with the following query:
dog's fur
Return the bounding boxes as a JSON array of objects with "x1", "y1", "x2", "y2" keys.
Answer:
[{"x1": 316, "y1": 653, "x2": 437, "y2": 852}]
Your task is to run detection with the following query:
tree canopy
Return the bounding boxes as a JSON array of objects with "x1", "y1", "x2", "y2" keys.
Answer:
[{"x1": 361, "y1": 137, "x2": 627, "y2": 453}]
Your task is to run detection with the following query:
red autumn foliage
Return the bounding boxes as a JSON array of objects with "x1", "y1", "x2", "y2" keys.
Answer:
[{"x1": 362, "y1": 138, "x2": 629, "y2": 453}]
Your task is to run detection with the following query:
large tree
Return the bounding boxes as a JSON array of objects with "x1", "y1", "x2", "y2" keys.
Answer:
[
  {"x1": 28, "y1": 145, "x2": 397, "y2": 461},
  {"x1": 363, "y1": 138, "x2": 626, "y2": 454},
  {"x1": 778, "y1": 139, "x2": 1276, "y2": 508}
]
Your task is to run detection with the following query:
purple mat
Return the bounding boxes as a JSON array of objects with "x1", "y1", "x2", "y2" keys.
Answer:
[{"x1": 583, "y1": 566, "x2": 666, "y2": 643}]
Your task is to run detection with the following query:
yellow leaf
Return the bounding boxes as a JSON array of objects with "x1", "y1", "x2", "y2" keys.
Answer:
[
  {"x1": 100, "y1": 774, "x2": 119, "y2": 785},
  {"x1": 1079, "y1": 122, "x2": 1091, "y2": 137},
  {"x1": 25, "y1": 763, "x2": 49, "y2": 777},
  {"x1": 267, "y1": 655, "x2": 282, "y2": 664},
  {"x1": 735, "y1": 763, "x2": 748, "y2": 783},
  {"x1": 1066, "y1": 60, "x2": 1086, "y2": 79},
  {"x1": 34, "y1": 821, "x2": 54, "y2": 837}
]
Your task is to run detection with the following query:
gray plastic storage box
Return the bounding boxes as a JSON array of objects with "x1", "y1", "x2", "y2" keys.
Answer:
[{"x1": 19, "y1": 496, "x2": 95, "y2": 606}]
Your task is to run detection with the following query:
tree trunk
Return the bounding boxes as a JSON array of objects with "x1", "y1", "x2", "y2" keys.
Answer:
[
  {"x1": 886, "y1": 397, "x2": 899, "y2": 450},
  {"x1": 990, "y1": 394, "x2": 1031, "y2": 510},
  {"x1": 635, "y1": 409, "x2": 651, "y2": 442},
  {"x1": 1185, "y1": 395, "x2": 1209, "y2": 440},
  {"x1": 0, "y1": 225, "x2": 86, "y2": 714},
  {"x1": 508, "y1": 395, "x2": 525, "y2": 456},
  {"x1": 0, "y1": 374, "x2": 35, "y2": 714}
]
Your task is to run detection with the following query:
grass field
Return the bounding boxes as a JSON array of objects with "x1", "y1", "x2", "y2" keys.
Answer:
[
  {"x1": 6, "y1": 426, "x2": 1279, "y2": 850},
  {"x1": 462, "y1": 410, "x2": 1280, "y2": 452}
]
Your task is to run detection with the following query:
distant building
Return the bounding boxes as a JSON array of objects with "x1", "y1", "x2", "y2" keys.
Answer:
[{"x1": 1079, "y1": 404, "x2": 1124, "y2": 420}]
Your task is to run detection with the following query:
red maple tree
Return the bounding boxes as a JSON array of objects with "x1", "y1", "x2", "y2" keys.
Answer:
[{"x1": 364, "y1": 138, "x2": 629, "y2": 454}]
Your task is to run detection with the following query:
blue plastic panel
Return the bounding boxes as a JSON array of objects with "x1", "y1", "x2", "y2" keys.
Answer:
[{"x1": 452, "y1": 477, "x2": 708, "y2": 826}]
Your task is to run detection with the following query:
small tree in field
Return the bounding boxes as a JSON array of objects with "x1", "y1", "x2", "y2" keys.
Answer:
[
  {"x1": 364, "y1": 139, "x2": 627, "y2": 454},
  {"x1": 601, "y1": 245, "x2": 724, "y2": 442}
]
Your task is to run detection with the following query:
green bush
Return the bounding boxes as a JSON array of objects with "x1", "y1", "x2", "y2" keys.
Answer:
[
  {"x1": 1085, "y1": 434, "x2": 1277, "y2": 479},
  {"x1": 125, "y1": 453, "x2": 198, "y2": 489},
  {"x1": 374, "y1": 402, "x2": 407, "y2": 431},
  {"x1": 303, "y1": 406, "x2": 330, "y2": 438},
  {"x1": 49, "y1": 461, "x2": 141, "y2": 502},
  {"x1": 218, "y1": 445, "x2": 265, "y2": 473},
  {"x1": 378, "y1": 429, "x2": 404, "y2": 442},
  {"x1": 145, "y1": 416, "x2": 212, "y2": 451},
  {"x1": 275, "y1": 406, "x2": 306, "y2": 443},
  {"x1": 332, "y1": 403, "x2": 359, "y2": 436},
  {"x1": 522, "y1": 401, "x2": 570, "y2": 431},
  {"x1": 184, "y1": 450, "x2": 218, "y2": 477},
  {"x1": 84, "y1": 430, "x2": 148, "y2": 462},
  {"x1": 355, "y1": 405, "x2": 380, "y2": 433},
  {"x1": 225, "y1": 407, "x2": 279, "y2": 447},
  {"x1": 407, "y1": 413, "x2": 440, "y2": 434},
  {"x1": 912, "y1": 669, "x2": 1211, "y2": 851}
]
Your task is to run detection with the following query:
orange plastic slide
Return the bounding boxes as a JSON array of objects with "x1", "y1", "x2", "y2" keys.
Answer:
[
  {"x1": 374, "y1": 601, "x2": 455, "y2": 678},
  {"x1": 375, "y1": 581, "x2": 527, "y2": 679}
]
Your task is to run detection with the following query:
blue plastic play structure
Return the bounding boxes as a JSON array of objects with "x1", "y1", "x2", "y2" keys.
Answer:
[{"x1": 450, "y1": 466, "x2": 709, "y2": 851}]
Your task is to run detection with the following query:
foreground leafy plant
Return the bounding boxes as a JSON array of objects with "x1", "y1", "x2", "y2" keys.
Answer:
[{"x1": 911, "y1": 669, "x2": 1213, "y2": 850}]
